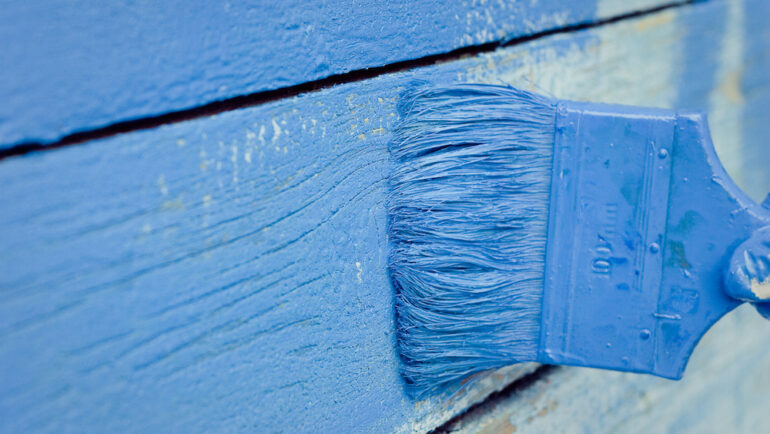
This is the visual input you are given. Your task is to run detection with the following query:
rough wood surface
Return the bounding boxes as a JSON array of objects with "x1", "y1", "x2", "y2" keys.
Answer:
[
  {"x1": 0, "y1": 0, "x2": 673, "y2": 147},
  {"x1": 0, "y1": 0, "x2": 768, "y2": 432}
]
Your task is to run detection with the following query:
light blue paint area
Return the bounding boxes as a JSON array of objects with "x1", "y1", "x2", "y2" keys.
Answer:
[
  {"x1": 741, "y1": 0, "x2": 770, "y2": 200},
  {"x1": 675, "y1": 0, "x2": 726, "y2": 110},
  {"x1": 0, "y1": 0, "x2": 607, "y2": 148}
]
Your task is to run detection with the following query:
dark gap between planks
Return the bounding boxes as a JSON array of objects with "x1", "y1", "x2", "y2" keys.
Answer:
[
  {"x1": 0, "y1": 0, "x2": 697, "y2": 161},
  {"x1": 430, "y1": 365, "x2": 560, "y2": 434}
]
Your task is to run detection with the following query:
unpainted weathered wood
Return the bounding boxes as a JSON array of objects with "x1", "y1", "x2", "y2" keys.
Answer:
[{"x1": 444, "y1": 306, "x2": 770, "y2": 434}]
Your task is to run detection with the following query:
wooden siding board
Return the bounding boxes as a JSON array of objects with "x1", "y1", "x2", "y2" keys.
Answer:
[
  {"x1": 1, "y1": 0, "x2": 768, "y2": 431},
  {"x1": 0, "y1": 0, "x2": 673, "y2": 147}
]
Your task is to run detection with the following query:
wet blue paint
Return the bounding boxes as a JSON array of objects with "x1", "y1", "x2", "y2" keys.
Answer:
[
  {"x1": 0, "y1": 0, "x2": 601, "y2": 147},
  {"x1": 0, "y1": 84, "x2": 403, "y2": 433}
]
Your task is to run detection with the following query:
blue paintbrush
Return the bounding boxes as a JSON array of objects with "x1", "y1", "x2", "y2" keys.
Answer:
[{"x1": 388, "y1": 83, "x2": 770, "y2": 397}]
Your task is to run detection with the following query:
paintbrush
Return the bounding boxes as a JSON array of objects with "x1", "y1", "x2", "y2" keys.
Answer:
[{"x1": 388, "y1": 83, "x2": 770, "y2": 397}]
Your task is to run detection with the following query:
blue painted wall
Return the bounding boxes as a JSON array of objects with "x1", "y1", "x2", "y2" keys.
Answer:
[
  {"x1": 0, "y1": 0, "x2": 608, "y2": 147},
  {"x1": 0, "y1": 85, "x2": 400, "y2": 432},
  {"x1": 1, "y1": 1, "x2": 768, "y2": 432}
]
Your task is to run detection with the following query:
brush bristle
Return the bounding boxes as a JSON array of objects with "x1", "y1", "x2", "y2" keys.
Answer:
[{"x1": 388, "y1": 83, "x2": 556, "y2": 396}]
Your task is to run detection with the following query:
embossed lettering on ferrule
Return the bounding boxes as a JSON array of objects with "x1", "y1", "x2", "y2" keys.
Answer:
[{"x1": 539, "y1": 103, "x2": 675, "y2": 372}]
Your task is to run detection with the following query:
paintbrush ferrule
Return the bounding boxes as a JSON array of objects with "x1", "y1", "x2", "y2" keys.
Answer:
[{"x1": 538, "y1": 103, "x2": 770, "y2": 378}]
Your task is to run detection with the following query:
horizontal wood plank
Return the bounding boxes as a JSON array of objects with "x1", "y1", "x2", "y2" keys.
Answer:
[
  {"x1": 1, "y1": 0, "x2": 768, "y2": 431},
  {"x1": 0, "y1": 0, "x2": 670, "y2": 147}
]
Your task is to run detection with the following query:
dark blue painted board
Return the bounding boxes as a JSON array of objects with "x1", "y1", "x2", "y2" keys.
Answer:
[
  {"x1": 0, "y1": 0, "x2": 671, "y2": 148},
  {"x1": 1, "y1": 0, "x2": 769, "y2": 432}
]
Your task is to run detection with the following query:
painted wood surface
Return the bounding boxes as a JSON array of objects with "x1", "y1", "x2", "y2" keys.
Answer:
[
  {"x1": 0, "y1": 0, "x2": 671, "y2": 147},
  {"x1": 1, "y1": 0, "x2": 768, "y2": 432}
]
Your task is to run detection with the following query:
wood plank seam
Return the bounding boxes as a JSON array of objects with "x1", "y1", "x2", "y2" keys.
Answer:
[
  {"x1": 0, "y1": 0, "x2": 694, "y2": 161},
  {"x1": 431, "y1": 365, "x2": 559, "y2": 433}
]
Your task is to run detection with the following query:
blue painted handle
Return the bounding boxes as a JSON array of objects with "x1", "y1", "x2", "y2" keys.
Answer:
[
  {"x1": 537, "y1": 103, "x2": 770, "y2": 379},
  {"x1": 725, "y1": 195, "x2": 770, "y2": 317},
  {"x1": 724, "y1": 226, "x2": 770, "y2": 303}
]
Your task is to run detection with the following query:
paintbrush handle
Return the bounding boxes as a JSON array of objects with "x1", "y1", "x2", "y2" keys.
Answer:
[
  {"x1": 671, "y1": 113, "x2": 770, "y2": 315},
  {"x1": 751, "y1": 196, "x2": 770, "y2": 317},
  {"x1": 723, "y1": 195, "x2": 770, "y2": 315}
]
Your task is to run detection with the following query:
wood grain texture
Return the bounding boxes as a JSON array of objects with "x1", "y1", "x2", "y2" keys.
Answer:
[
  {"x1": 0, "y1": 0, "x2": 673, "y2": 147},
  {"x1": 1, "y1": 0, "x2": 768, "y2": 432}
]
